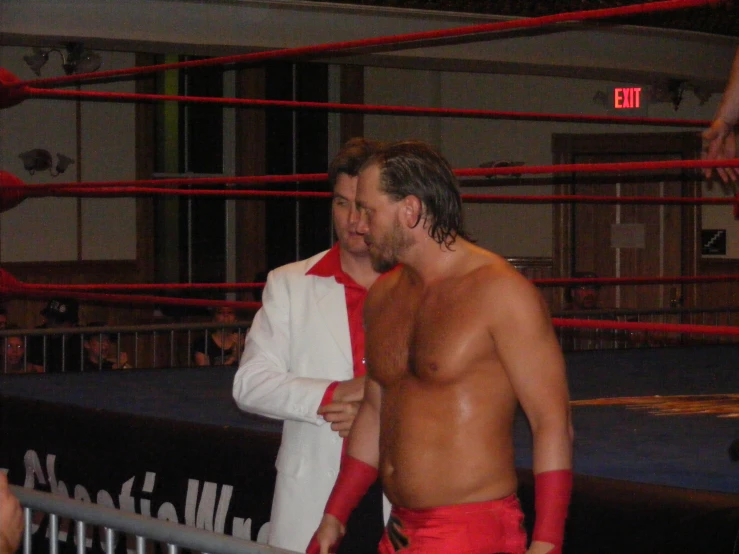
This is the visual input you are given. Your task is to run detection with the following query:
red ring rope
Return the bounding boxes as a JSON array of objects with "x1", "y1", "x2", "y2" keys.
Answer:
[
  {"x1": 0, "y1": 283, "x2": 259, "y2": 312},
  {"x1": 25, "y1": 282, "x2": 265, "y2": 292},
  {"x1": 18, "y1": 274, "x2": 739, "y2": 294},
  {"x1": 553, "y1": 318, "x2": 739, "y2": 337},
  {"x1": 39, "y1": 188, "x2": 739, "y2": 207},
  {"x1": 18, "y1": 87, "x2": 710, "y2": 129},
  {"x1": 536, "y1": 274, "x2": 739, "y2": 287},
  {"x1": 4, "y1": 159, "x2": 739, "y2": 194},
  {"x1": 4, "y1": 270, "x2": 739, "y2": 337},
  {"x1": 4, "y1": 0, "x2": 720, "y2": 90}
]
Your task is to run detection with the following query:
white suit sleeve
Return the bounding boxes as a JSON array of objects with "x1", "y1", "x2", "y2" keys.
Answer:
[{"x1": 233, "y1": 268, "x2": 334, "y2": 424}]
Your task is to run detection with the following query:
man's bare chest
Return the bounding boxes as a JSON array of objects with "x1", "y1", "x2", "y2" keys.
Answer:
[{"x1": 367, "y1": 289, "x2": 487, "y2": 384}]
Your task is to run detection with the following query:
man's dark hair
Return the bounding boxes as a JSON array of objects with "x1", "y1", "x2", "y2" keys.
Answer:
[
  {"x1": 368, "y1": 140, "x2": 471, "y2": 248},
  {"x1": 328, "y1": 137, "x2": 384, "y2": 188}
]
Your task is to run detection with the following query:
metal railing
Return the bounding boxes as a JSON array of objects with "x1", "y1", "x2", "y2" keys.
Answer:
[
  {"x1": 11, "y1": 484, "x2": 297, "y2": 554},
  {"x1": 2, "y1": 307, "x2": 739, "y2": 373},
  {"x1": 0, "y1": 321, "x2": 252, "y2": 373}
]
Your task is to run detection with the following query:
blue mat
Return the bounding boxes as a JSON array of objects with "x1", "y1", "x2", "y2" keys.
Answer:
[{"x1": 2, "y1": 345, "x2": 737, "y2": 495}]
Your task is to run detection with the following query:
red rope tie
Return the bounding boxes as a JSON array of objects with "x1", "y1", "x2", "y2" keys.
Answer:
[
  {"x1": 0, "y1": 68, "x2": 28, "y2": 109},
  {"x1": 5, "y1": 0, "x2": 720, "y2": 90},
  {"x1": 0, "y1": 171, "x2": 28, "y2": 213}
]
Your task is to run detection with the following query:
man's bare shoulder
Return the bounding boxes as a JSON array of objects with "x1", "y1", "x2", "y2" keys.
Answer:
[
  {"x1": 462, "y1": 245, "x2": 529, "y2": 287},
  {"x1": 462, "y1": 246, "x2": 547, "y2": 317},
  {"x1": 365, "y1": 265, "x2": 404, "y2": 310}
]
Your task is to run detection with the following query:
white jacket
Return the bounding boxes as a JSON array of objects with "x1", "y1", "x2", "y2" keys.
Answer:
[{"x1": 233, "y1": 250, "x2": 352, "y2": 552}]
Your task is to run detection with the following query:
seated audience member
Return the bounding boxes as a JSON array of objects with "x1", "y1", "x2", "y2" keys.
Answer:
[
  {"x1": 83, "y1": 324, "x2": 131, "y2": 371},
  {"x1": 566, "y1": 271, "x2": 601, "y2": 310},
  {"x1": 2, "y1": 326, "x2": 29, "y2": 374},
  {"x1": 0, "y1": 472, "x2": 23, "y2": 554},
  {"x1": 27, "y1": 298, "x2": 84, "y2": 373},
  {"x1": 192, "y1": 306, "x2": 241, "y2": 366}
]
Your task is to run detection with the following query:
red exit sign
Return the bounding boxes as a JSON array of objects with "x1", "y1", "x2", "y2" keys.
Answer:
[{"x1": 614, "y1": 87, "x2": 642, "y2": 109}]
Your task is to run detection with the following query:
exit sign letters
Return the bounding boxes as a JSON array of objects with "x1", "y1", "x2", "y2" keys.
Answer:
[{"x1": 614, "y1": 87, "x2": 641, "y2": 109}]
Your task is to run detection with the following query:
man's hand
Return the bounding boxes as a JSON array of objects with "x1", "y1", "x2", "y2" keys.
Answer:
[
  {"x1": 318, "y1": 401, "x2": 361, "y2": 437},
  {"x1": 526, "y1": 540, "x2": 556, "y2": 554},
  {"x1": 318, "y1": 376, "x2": 365, "y2": 436},
  {"x1": 306, "y1": 514, "x2": 344, "y2": 554},
  {"x1": 111, "y1": 352, "x2": 130, "y2": 369},
  {"x1": 702, "y1": 119, "x2": 737, "y2": 186},
  {"x1": 0, "y1": 473, "x2": 24, "y2": 554}
]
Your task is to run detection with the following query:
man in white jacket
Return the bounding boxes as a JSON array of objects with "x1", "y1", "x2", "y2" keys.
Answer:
[{"x1": 233, "y1": 138, "x2": 385, "y2": 553}]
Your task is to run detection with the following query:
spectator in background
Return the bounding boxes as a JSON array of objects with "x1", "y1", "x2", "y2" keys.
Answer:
[
  {"x1": 27, "y1": 298, "x2": 83, "y2": 373},
  {"x1": 0, "y1": 472, "x2": 23, "y2": 554},
  {"x1": 2, "y1": 326, "x2": 29, "y2": 374},
  {"x1": 703, "y1": 46, "x2": 739, "y2": 185},
  {"x1": 566, "y1": 271, "x2": 601, "y2": 311},
  {"x1": 192, "y1": 306, "x2": 242, "y2": 367},
  {"x1": 83, "y1": 324, "x2": 131, "y2": 371}
]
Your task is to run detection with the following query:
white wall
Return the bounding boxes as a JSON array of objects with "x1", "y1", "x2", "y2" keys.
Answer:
[
  {"x1": 365, "y1": 67, "x2": 730, "y2": 257},
  {"x1": 0, "y1": 47, "x2": 136, "y2": 262},
  {"x1": 2, "y1": 0, "x2": 738, "y2": 260}
]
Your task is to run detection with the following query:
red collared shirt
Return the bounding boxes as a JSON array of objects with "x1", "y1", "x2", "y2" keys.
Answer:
[{"x1": 307, "y1": 243, "x2": 368, "y2": 405}]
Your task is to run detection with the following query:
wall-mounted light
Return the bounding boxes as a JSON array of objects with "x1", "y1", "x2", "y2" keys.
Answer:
[
  {"x1": 592, "y1": 90, "x2": 609, "y2": 108},
  {"x1": 23, "y1": 42, "x2": 101, "y2": 76},
  {"x1": 648, "y1": 79, "x2": 713, "y2": 110},
  {"x1": 19, "y1": 149, "x2": 75, "y2": 177}
]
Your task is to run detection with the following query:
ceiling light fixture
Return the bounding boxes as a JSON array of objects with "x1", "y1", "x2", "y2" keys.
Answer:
[{"x1": 23, "y1": 42, "x2": 101, "y2": 76}]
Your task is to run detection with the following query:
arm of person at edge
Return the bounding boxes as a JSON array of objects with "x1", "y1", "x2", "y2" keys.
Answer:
[
  {"x1": 312, "y1": 376, "x2": 382, "y2": 554},
  {"x1": 490, "y1": 274, "x2": 574, "y2": 554},
  {"x1": 233, "y1": 267, "x2": 365, "y2": 428},
  {"x1": 0, "y1": 473, "x2": 24, "y2": 554},
  {"x1": 703, "y1": 47, "x2": 739, "y2": 186},
  {"x1": 317, "y1": 377, "x2": 365, "y2": 437}
]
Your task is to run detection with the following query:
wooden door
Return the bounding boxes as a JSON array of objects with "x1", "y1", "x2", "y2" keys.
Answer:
[{"x1": 552, "y1": 132, "x2": 701, "y2": 312}]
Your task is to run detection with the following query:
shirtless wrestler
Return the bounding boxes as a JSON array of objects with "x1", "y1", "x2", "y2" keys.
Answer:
[{"x1": 309, "y1": 141, "x2": 573, "y2": 554}]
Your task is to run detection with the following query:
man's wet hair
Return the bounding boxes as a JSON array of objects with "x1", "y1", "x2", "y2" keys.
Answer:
[
  {"x1": 365, "y1": 140, "x2": 472, "y2": 248},
  {"x1": 328, "y1": 138, "x2": 385, "y2": 188}
]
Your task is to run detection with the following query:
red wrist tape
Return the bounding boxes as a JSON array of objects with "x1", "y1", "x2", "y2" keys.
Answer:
[
  {"x1": 324, "y1": 454, "x2": 378, "y2": 525},
  {"x1": 305, "y1": 536, "x2": 320, "y2": 554},
  {"x1": 320, "y1": 381, "x2": 340, "y2": 408},
  {"x1": 532, "y1": 469, "x2": 573, "y2": 553}
]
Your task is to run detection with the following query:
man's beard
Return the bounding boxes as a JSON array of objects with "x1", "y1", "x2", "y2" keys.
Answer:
[{"x1": 368, "y1": 220, "x2": 413, "y2": 273}]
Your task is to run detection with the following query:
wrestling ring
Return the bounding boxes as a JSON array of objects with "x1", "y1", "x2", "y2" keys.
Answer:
[{"x1": 1, "y1": 1, "x2": 738, "y2": 553}]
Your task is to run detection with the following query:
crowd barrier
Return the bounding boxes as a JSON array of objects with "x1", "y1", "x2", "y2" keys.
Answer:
[{"x1": 11, "y1": 484, "x2": 297, "y2": 554}]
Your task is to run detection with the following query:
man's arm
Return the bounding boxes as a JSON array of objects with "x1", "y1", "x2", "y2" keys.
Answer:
[
  {"x1": 703, "y1": 47, "x2": 739, "y2": 184},
  {"x1": 0, "y1": 473, "x2": 23, "y2": 554},
  {"x1": 309, "y1": 377, "x2": 382, "y2": 554},
  {"x1": 491, "y1": 274, "x2": 573, "y2": 554},
  {"x1": 233, "y1": 267, "x2": 361, "y2": 425}
]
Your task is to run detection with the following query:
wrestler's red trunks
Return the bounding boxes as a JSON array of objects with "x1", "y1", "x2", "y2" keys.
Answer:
[{"x1": 377, "y1": 494, "x2": 526, "y2": 554}]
